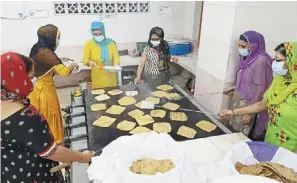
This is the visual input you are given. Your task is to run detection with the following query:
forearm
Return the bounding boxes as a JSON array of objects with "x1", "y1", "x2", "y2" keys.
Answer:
[
  {"x1": 234, "y1": 100, "x2": 267, "y2": 115},
  {"x1": 68, "y1": 65, "x2": 76, "y2": 73},
  {"x1": 48, "y1": 145, "x2": 83, "y2": 163},
  {"x1": 137, "y1": 64, "x2": 144, "y2": 79}
]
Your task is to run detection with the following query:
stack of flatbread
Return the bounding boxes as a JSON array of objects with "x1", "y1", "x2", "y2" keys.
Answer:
[
  {"x1": 235, "y1": 162, "x2": 297, "y2": 183},
  {"x1": 129, "y1": 158, "x2": 175, "y2": 175}
]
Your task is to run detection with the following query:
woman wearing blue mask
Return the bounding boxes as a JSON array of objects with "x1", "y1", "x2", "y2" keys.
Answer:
[
  {"x1": 136, "y1": 27, "x2": 178, "y2": 84},
  {"x1": 83, "y1": 21, "x2": 120, "y2": 89},
  {"x1": 223, "y1": 31, "x2": 273, "y2": 140}
]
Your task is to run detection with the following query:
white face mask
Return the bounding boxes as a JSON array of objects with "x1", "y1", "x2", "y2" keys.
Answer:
[
  {"x1": 150, "y1": 40, "x2": 160, "y2": 46},
  {"x1": 31, "y1": 77, "x2": 37, "y2": 86},
  {"x1": 272, "y1": 61, "x2": 288, "y2": 76},
  {"x1": 94, "y1": 35, "x2": 105, "y2": 42}
]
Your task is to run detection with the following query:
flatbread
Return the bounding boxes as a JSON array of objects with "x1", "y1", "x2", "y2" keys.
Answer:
[
  {"x1": 108, "y1": 89, "x2": 123, "y2": 96},
  {"x1": 129, "y1": 126, "x2": 152, "y2": 135},
  {"x1": 91, "y1": 89, "x2": 105, "y2": 95},
  {"x1": 128, "y1": 109, "x2": 145, "y2": 119},
  {"x1": 118, "y1": 96, "x2": 137, "y2": 106},
  {"x1": 93, "y1": 116, "x2": 116, "y2": 127},
  {"x1": 151, "y1": 91, "x2": 167, "y2": 98},
  {"x1": 153, "y1": 122, "x2": 171, "y2": 133},
  {"x1": 95, "y1": 94, "x2": 110, "y2": 102},
  {"x1": 162, "y1": 102, "x2": 180, "y2": 111},
  {"x1": 106, "y1": 105, "x2": 126, "y2": 115},
  {"x1": 135, "y1": 101, "x2": 144, "y2": 108},
  {"x1": 170, "y1": 112, "x2": 188, "y2": 121},
  {"x1": 177, "y1": 126, "x2": 197, "y2": 138},
  {"x1": 117, "y1": 120, "x2": 136, "y2": 131},
  {"x1": 150, "y1": 110, "x2": 166, "y2": 118},
  {"x1": 165, "y1": 93, "x2": 181, "y2": 100},
  {"x1": 135, "y1": 114, "x2": 155, "y2": 126},
  {"x1": 145, "y1": 97, "x2": 160, "y2": 105},
  {"x1": 196, "y1": 120, "x2": 217, "y2": 132},
  {"x1": 157, "y1": 84, "x2": 174, "y2": 91},
  {"x1": 90, "y1": 103, "x2": 107, "y2": 111}
]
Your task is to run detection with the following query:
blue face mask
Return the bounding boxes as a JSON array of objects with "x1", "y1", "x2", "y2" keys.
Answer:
[
  {"x1": 272, "y1": 61, "x2": 288, "y2": 76},
  {"x1": 94, "y1": 35, "x2": 105, "y2": 42},
  {"x1": 31, "y1": 77, "x2": 37, "y2": 86},
  {"x1": 238, "y1": 48, "x2": 249, "y2": 57}
]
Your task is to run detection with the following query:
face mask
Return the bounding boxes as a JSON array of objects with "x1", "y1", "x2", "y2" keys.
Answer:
[
  {"x1": 272, "y1": 61, "x2": 288, "y2": 76},
  {"x1": 238, "y1": 48, "x2": 249, "y2": 57},
  {"x1": 94, "y1": 35, "x2": 105, "y2": 42},
  {"x1": 31, "y1": 77, "x2": 37, "y2": 86},
  {"x1": 150, "y1": 40, "x2": 160, "y2": 46}
]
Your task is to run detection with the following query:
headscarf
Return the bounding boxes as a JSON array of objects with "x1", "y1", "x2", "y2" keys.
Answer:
[
  {"x1": 265, "y1": 42, "x2": 297, "y2": 105},
  {"x1": 29, "y1": 24, "x2": 62, "y2": 78},
  {"x1": 90, "y1": 21, "x2": 114, "y2": 65},
  {"x1": 236, "y1": 31, "x2": 273, "y2": 96},
  {"x1": 147, "y1": 27, "x2": 170, "y2": 56},
  {"x1": 1, "y1": 52, "x2": 33, "y2": 105}
]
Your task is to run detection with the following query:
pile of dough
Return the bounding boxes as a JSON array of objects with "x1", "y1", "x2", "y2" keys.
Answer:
[
  {"x1": 90, "y1": 103, "x2": 106, "y2": 111},
  {"x1": 128, "y1": 109, "x2": 145, "y2": 119},
  {"x1": 93, "y1": 116, "x2": 116, "y2": 127},
  {"x1": 145, "y1": 97, "x2": 160, "y2": 105},
  {"x1": 129, "y1": 126, "x2": 152, "y2": 134},
  {"x1": 91, "y1": 89, "x2": 105, "y2": 95},
  {"x1": 150, "y1": 110, "x2": 166, "y2": 118},
  {"x1": 108, "y1": 89, "x2": 123, "y2": 96},
  {"x1": 117, "y1": 120, "x2": 136, "y2": 131},
  {"x1": 129, "y1": 158, "x2": 175, "y2": 175},
  {"x1": 162, "y1": 102, "x2": 180, "y2": 111},
  {"x1": 151, "y1": 91, "x2": 167, "y2": 98},
  {"x1": 95, "y1": 94, "x2": 110, "y2": 102},
  {"x1": 135, "y1": 114, "x2": 155, "y2": 126},
  {"x1": 157, "y1": 84, "x2": 174, "y2": 91},
  {"x1": 177, "y1": 126, "x2": 197, "y2": 138},
  {"x1": 153, "y1": 122, "x2": 171, "y2": 133},
  {"x1": 196, "y1": 120, "x2": 217, "y2": 132},
  {"x1": 106, "y1": 105, "x2": 126, "y2": 115},
  {"x1": 170, "y1": 112, "x2": 188, "y2": 121},
  {"x1": 118, "y1": 96, "x2": 137, "y2": 106}
]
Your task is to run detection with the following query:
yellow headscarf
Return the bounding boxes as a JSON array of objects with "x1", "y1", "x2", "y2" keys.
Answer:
[{"x1": 265, "y1": 42, "x2": 297, "y2": 105}]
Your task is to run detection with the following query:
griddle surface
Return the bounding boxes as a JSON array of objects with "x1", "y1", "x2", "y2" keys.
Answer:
[{"x1": 84, "y1": 82, "x2": 224, "y2": 151}]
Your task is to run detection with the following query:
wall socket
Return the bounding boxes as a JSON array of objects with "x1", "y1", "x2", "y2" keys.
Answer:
[{"x1": 29, "y1": 9, "x2": 49, "y2": 19}]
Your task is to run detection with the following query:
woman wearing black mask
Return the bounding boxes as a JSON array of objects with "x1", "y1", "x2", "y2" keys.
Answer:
[{"x1": 136, "y1": 27, "x2": 178, "y2": 84}]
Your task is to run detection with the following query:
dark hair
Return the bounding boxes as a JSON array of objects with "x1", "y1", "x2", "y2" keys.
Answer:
[
  {"x1": 274, "y1": 43, "x2": 286, "y2": 57},
  {"x1": 239, "y1": 34, "x2": 248, "y2": 42},
  {"x1": 17, "y1": 54, "x2": 33, "y2": 73},
  {"x1": 148, "y1": 27, "x2": 170, "y2": 55}
]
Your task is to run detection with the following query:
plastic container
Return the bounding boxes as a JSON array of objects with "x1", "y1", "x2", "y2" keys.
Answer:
[{"x1": 169, "y1": 42, "x2": 192, "y2": 56}]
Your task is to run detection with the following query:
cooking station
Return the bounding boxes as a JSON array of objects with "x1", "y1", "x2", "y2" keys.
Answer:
[{"x1": 64, "y1": 80, "x2": 244, "y2": 183}]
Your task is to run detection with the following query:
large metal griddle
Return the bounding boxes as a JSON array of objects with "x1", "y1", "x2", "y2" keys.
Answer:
[{"x1": 84, "y1": 81, "x2": 231, "y2": 151}]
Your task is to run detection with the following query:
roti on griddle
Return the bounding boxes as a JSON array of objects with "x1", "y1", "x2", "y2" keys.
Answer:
[
  {"x1": 162, "y1": 102, "x2": 180, "y2": 111},
  {"x1": 151, "y1": 91, "x2": 167, "y2": 98},
  {"x1": 93, "y1": 116, "x2": 116, "y2": 127},
  {"x1": 108, "y1": 89, "x2": 123, "y2": 96},
  {"x1": 91, "y1": 89, "x2": 105, "y2": 95},
  {"x1": 196, "y1": 120, "x2": 217, "y2": 132},
  {"x1": 117, "y1": 120, "x2": 136, "y2": 131},
  {"x1": 106, "y1": 105, "x2": 126, "y2": 115},
  {"x1": 90, "y1": 103, "x2": 106, "y2": 111},
  {"x1": 157, "y1": 84, "x2": 174, "y2": 91},
  {"x1": 95, "y1": 94, "x2": 110, "y2": 102},
  {"x1": 135, "y1": 114, "x2": 155, "y2": 126},
  {"x1": 145, "y1": 97, "x2": 160, "y2": 105},
  {"x1": 170, "y1": 112, "x2": 188, "y2": 121},
  {"x1": 128, "y1": 109, "x2": 145, "y2": 119},
  {"x1": 129, "y1": 126, "x2": 152, "y2": 135},
  {"x1": 177, "y1": 125, "x2": 197, "y2": 138},
  {"x1": 153, "y1": 122, "x2": 171, "y2": 133},
  {"x1": 118, "y1": 96, "x2": 137, "y2": 106},
  {"x1": 150, "y1": 110, "x2": 166, "y2": 118}
]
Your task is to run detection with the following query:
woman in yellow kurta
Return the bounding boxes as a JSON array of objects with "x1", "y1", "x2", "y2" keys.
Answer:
[
  {"x1": 83, "y1": 21, "x2": 120, "y2": 89},
  {"x1": 28, "y1": 24, "x2": 78, "y2": 144}
]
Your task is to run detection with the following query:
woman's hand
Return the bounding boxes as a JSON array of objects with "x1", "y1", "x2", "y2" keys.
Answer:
[
  {"x1": 70, "y1": 62, "x2": 78, "y2": 68},
  {"x1": 241, "y1": 114, "x2": 252, "y2": 124},
  {"x1": 88, "y1": 61, "x2": 97, "y2": 67},
  {"x1": 223, "y1": 86, "x2": 236, "y2": 95},
  {"x1": 219, "y1": 109, "x2": 234, "y2": 120},
  {"x1": 170, "y1": 56, "x2": 179, "y2": 63},
  {"x1": 135, "y1": 77, "x2": 143, "y2": 84},
  {"x1": 79, "y1": 150, "x2": 95, "y2": 163}
]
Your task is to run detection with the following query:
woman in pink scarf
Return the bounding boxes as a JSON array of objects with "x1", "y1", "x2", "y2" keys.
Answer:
[{"x1": 225, "y1": 31, "x2": 273, "y2": 140}]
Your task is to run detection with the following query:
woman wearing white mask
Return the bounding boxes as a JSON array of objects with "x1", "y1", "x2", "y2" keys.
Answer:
[
  {"x1": 220, "y1": 42, "x2": 297, "y2": 153},
  {"x1": 223, "y1": 31, "x2": 273, "y2": 141},
  {"x1": 83, "y1": 21, "x2": 120, "y2": 89},
  {"x1": 136, "y1": 27, "x2": 178, "y2": 84}
]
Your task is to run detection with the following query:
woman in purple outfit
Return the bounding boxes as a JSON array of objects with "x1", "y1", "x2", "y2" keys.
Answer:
[{"x1": 224, "y1": 30, "x2": 273, "y2": 140}]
